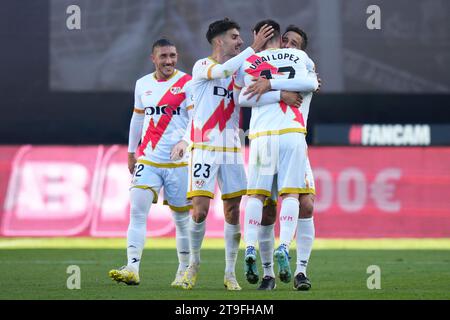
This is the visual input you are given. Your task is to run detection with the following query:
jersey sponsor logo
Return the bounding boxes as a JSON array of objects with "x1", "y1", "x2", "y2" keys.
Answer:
[
  {"x1": 138, "y1": 74, "x2": 192, "y2": 153},
  {"x1": 145, "y1": 105, "x2": 181, "y2": 116},
  {"x1": 213, "y1": 86, "x2": 233, "y2": 99},
  {"x1": 191, "y1": 80, "x2": 236, "y2": 143}
]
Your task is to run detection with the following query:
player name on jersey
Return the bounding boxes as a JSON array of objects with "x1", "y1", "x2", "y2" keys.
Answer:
[
  {"x1": 247, "y1": 52, "x2": 301, "y2": 70},
  {"x1": 236, "y1": 48, "x2": 316, "y2": 138}
]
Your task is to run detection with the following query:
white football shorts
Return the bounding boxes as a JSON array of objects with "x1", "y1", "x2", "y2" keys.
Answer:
[
  {"x1": 187, "y1": 148, "x2": 247, "y2": 200},
  {"x1": 247, "y1": 132, "x2": 313, "y2": 197},
  {"x1": 130, "y1": 159, "x2": 192, "y2": 212}
]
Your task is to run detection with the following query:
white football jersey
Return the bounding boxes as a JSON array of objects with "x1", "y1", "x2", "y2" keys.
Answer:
[
  {"x1": 134, "y1": 70, "x2": 193, "y2": 164},
  {"x1": 190, "y1": 57, "x2": 242, "y2": 152},
  {"x1": 235, "y1": 48, "x2": 316, "y2": 139}
]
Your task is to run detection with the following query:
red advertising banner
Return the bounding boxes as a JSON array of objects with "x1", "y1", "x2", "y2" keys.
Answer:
[
  {"x1": 0, "y1": 145, "x2": 449, "y2": 238},
  {"x1": 310, "y1": 147, "x2": 450, "y2": 237},
  {"x1": 1, "y1": 146, "x2": 104, "y2": 236}
]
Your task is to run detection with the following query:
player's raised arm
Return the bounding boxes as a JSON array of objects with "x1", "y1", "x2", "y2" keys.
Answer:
[
  {"x1": 193, "y1": 24, "x2": 274, "y2": 81},
  {"x1": 128, "y1": 81, "x2": 145, "y2": 174}
]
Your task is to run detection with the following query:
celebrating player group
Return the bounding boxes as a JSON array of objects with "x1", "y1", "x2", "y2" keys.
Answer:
[{"x1": 109, "y1": 17, "x2": 320, "y2": 292}]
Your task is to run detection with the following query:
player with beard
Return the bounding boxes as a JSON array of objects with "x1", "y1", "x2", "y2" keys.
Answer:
[{"x1": 180, "y1": 18, "x2": 273, "y2": 290}]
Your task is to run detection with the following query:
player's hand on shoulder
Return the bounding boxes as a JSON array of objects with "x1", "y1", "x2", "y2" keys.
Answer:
[
  {"x1": 251, "y1": 24, "x2": 274, "y2": 52},
  {"x1": 281, "y1": 91, "x2": 302, "y2": 108},
  {"x1": 128, "y1": 153, "x2": 137, "y2": 175},
  {"x1": 243, "y1": 77, "x2": 271, "y2": 101},
  {"x1": 170, "y1": 140, "x2": 188, "y2": 161}
]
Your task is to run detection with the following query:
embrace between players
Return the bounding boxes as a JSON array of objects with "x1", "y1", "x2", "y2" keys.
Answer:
[{"x1": 109, "y1": 18, "x2": 320, "y2": 292}]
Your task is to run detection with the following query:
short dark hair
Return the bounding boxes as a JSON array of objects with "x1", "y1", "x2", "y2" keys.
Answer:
[
  {"x1": 283, "y1": 25, "x2": 308, "y2": 50},
  {"x1": 152, "y1": 38, "x2": 175, "y2": 53},
  {"x1": 253, "y1": 19, "x2": 280, "y2": 40},
  {"x1": 206, "y1": 18, "x2": 240, "y2": 44}
]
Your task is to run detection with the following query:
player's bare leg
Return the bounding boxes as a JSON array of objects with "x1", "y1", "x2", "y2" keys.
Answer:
[
  {"x1": 243, "y1": 194, "x2": 266, "y2": 284},
  {"x1": 294, "y1": 193, "x2": 314, "y2": 290},
  {"x1": 222, "y1": 196, "x2": 242, "y2": 290},
  {"x1": 274, "y1": 193, "x2": 300, "y2": 283},
  {"x1": 257, "y1": 203, "x2": 276, "y2": 290},
  {"x1": 181, "y1": 196, "x2": 209, "y2": 290}
]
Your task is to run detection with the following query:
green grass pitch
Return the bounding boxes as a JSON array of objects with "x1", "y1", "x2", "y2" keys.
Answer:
[{"x1": 0, "y1": 238, "x2": 449, "y2": 300}]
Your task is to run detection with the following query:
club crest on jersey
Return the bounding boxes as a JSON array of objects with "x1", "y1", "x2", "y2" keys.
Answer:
[
  {"x1": 170, "y1": 87, "x2": 182, "y2": 95},
  {"x1": 195, "y1": 179, "x2": 205, "y2": 189}
]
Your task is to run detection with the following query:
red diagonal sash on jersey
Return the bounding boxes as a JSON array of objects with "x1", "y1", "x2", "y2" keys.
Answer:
[
  {"x1": 245, "y1": 55, "x2": 305, "y2": 127},
  {"x1": 191, "y1": 80, "x2": 235, "y2": 143},
  {"x1": 138, "y1": 74, "x2": 191, "y2": 154},
  {"x1": 280, "y1": 101, "x2": 305, "y2": 127}
]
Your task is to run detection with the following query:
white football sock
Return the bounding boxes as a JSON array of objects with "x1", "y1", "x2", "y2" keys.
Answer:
[
  {"x1": 244, "y1": 197, "x2": 263, "y2": 248},
  {"x1": 258, "y1": 223, "x2": 275, "y2": 278},
  {"x1": 189, "y1": 218, "x2": 206, "y2": 265},
  {"x1": 171, "y1": 211, "x2": 190, "y2": 273},
  {"x1": 224, "y1": 222, "x2": 241, "y2": 274},
  {"x1": 295, "y1": 217, "x2": 315, "y2": 276},
  {"x1": 127, "y1": 188, "x2": 153, "y2": 273},
  {"x1": 279, "y1": 197, "x2": 300, "y2": 250}
]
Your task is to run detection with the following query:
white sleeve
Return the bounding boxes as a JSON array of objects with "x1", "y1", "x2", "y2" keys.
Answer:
[
  {"x1": 238, "y1": 89, "x2": 281, "y2": 107},
  {"x1": 270, "y1": 72, "x2": 318, "y2": 92},
  {"x1": 133, "y1": 80, "x2": 145, "y2": 110},
  {"x1": 234, "y1": 67, "x2": 245, "y2": 89},
  {"x1": 181, "y1": 84, "x2": 194, "y2": 144},
  {"x1": 128, "y1": 112, "x2": 144, "y2": 153},
  {"x1": 193, "y1": 47, "x2": 255, "y2": 80},
  {"x1": 128, "y1": 81, "x2": 145, "y2": 153},
  {"x1": 182, "y1": 112, "x2": 193, "y2": 144}
]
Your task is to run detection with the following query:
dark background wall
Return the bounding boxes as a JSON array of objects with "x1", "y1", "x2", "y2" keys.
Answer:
[{"x1": 1, "y1": 1, "x2": 449, "y2": 145}]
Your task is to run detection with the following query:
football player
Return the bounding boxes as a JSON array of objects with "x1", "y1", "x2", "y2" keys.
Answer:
[
  {"x1": 180, "y1": 18, "x2": 273, "y2": 290},
  {"x1": 235, "y1": 20, "x2": 318, "y2": 291},
  {"x1": 109, "y1": 39, "x2": 193, "y2": 287}
]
